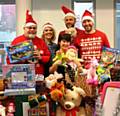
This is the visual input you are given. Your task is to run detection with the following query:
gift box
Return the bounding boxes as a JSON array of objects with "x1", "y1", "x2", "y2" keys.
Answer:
[
  {"x1": 6, "y1": 40, "x2": 34, "y2": 63},
  {"x1": 2, "y1": 64, "x2": 36, "y2": 96}
]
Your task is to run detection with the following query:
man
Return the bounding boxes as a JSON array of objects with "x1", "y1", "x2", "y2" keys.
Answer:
[
  {"x1": 6, "y1": 10, "x2": 51, "y2": 116},
  {"x1": 58, "y1": 5, "x2": 83, "y2": 44},
  {"x1": 74, "y1": 10, "x2": 110, "y2": 67},
  {"x1": 7, "y1": 10, "x2": 50, "y2": 75}
]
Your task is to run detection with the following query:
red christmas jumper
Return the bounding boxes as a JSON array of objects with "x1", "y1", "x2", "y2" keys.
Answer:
[
  {"x1": 74, "y1": 30, "x2": 110, "y2": 63},
  {"x1": 6, "y1": 35, "x2": 51, "y2": 74}
]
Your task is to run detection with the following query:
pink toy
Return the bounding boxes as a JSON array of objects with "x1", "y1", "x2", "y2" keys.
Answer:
[
  {"x1": 86, "y1": 57, "x2": 99, "y2": 85},
  {"x1": 6, "y1": 102, "x2": 15, "y2": 116}
]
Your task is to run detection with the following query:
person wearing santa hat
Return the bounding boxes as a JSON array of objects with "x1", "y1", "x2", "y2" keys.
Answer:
[
  {"x1": 6, "y1": 10, "x2": 50, "y2": 75},
  {"x1": 74, "y1": 9, "x2": 110, "y2": 68},
  {"x1": 41, "y1": 22, "x2": 58, "y2": 77},
  {"x1": 58, "y1": 5, "x2": 83, "y2": 44}
]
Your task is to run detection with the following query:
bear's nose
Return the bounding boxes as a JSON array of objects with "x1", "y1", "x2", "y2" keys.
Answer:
[{"x1": 65, "y1": 104, "x2": 71, "y2": 109}]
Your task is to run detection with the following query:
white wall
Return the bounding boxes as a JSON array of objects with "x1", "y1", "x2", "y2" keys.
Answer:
[
  {"x1": 96, "y1": 0, "x2": 114, "y2": 47},
  {"x1": 32, "y1": 0, "x2": 71, "y2": 43},
  {"x1": 16, "y1": 0, "x2": 32, "y2": 35},
  {"x1": 16, "y1": 0, "x2": 114, "y2": 47}
]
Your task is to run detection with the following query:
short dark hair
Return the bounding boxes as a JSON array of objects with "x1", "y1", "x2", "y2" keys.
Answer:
[{"x1": 58, "y1": 33, "x2": 71, "y2": 43}]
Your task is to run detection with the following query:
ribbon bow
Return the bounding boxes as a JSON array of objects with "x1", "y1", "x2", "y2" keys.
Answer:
[{"x1": 62, "y1": 107, "x2": 79, "y2": 116}]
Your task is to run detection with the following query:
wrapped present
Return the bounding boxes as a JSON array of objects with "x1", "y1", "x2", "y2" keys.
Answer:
[{"x1": 6, "y1": 40, "x2": 34, "y2": 63}]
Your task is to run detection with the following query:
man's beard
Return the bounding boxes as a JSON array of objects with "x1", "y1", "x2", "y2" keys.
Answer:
[
  {"x1": 28, "y1": 34, "x2": 36, "y2": 39},
  {"x1": 66, "y1": 24, "x2": 74, "y2": 28},
  {"x1": 84, "y1": 26, "x2": 92, "y2": 33}
]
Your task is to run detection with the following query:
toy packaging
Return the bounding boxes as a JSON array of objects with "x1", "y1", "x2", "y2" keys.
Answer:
[
  {"x1": 101, "y1": 82, "x2": 120, "y2": 116},
  {"x1": 28, "y1": 94, "x2": 49, "y2": 116},
  {"x1": 99, "y1": 46, "x2": 120, "y2": 67},
  {"x1": 2, "y1": 64, "x2": 36, "y2": 95},
  {"x1": 6, "y1": 40, "x2": 34, "y2": 63}
]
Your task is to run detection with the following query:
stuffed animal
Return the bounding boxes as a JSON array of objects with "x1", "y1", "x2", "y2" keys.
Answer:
[
  {"x1": 45, "y1": 71, "x2": 63, "y2": 89},
  {"x1": 86, "y1": 57, "x2": 99, "y2": 85},
  {"x1": 56, "y1": 86, "x2": 86, "y2": 116},
  {"x1": 6, "y1": 102, "x2": 15, "y2": 116},
  {"x1": 45, "y1": 72, "x2": 65, "y2": 101},
  {"x1": 65, "y1": 46, "x2": 84, "y2": 82},
  {"x1": 65, "y1": 27, "x2": 77, "y2": 37},
  {"x1": 0, "y1": 102, "x2": 6, "y2": 116}
]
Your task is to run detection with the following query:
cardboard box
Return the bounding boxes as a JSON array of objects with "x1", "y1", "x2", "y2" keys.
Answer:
[
  {"x1": 2, "y1": 64, "x2": 36, "y2": 95},
  {"x1": 6, "y1": 40, "x2": 34, "y2": 63}
]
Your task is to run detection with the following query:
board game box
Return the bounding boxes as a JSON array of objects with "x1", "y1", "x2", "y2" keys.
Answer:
[{"x1": 6, "y1": 40, "x2": 34, "y2": 63}]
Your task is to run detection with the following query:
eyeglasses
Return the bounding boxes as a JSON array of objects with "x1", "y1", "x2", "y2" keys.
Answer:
[{"x1": 26, "y1": 27, "x2": 37, "y2": 30}]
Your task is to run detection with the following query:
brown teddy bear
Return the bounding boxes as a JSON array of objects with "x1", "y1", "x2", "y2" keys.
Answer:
[{"x1": 56, "y1": 86, "x2": 87, "y2": 116}]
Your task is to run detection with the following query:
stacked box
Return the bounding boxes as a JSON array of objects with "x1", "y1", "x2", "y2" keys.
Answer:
[{"x1": 2, "y1": 64, "x2": 36, "y2": 96}]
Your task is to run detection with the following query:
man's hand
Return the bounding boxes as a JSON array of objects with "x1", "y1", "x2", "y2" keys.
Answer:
[{"x1": 33, "y1": 49, "x2": 42, "y2": 60}]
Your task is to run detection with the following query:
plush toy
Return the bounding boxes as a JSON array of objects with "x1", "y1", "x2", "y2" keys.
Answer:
[
  {"x1": 53, "y1": 46, "x2": 84, "y2": 70},
  {"x1": 6, "y1": 102, "x2": 15, "y2": 116},
  {"x1": 45, "y1": 72, "x2": 65, "y2": 101},
  {"x1": 86, "y1": 57, "x2": 99, "y2": 85},
  {"x1": 65, "y1": 27, "x2": 77, "y2": 38},
  {"x1": 50, "y1": 85, "x2": 64, "y2": 101},
  {"x1": 56, "y1": 86, "x2": 86, "y2": 116},
  {"x1": 65, "y1": 46, "x2": 84, "y2": 82},
  {"x1": 0, "y1": 102, "x2": 6, "y2": 116},
  {"x1": 45, "y1": 71, "x2": 63, "y2": 89}
]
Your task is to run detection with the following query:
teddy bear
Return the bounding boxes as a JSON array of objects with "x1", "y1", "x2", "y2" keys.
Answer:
[{"x1": 56, "y1": 86, "x2": 86, "y2": 116}]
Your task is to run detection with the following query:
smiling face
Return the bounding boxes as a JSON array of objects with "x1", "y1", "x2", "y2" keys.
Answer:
[
  {"x1": 24, "y1": 25, "x2": 37, "y2": 39},
  {"x1": 43, "y1": 26, "x2": 55, "y2": 42},
  {"x1": 82, "y1": 19, "x2": 94, "y2": 33},
  {"x1": 59, "y1": 39, "x2": 71, "y2": 52},
  {"x1": 64, "y1": 16, "x2": 76, "y2": 28}
]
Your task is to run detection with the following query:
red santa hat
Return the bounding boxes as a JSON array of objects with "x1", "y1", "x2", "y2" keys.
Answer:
[
  {"x1": 61, "y1": 5, "x2": 76, "y2": 18},
  {"x1": 42, "y1": 22, "x2": 54, "y2": 30},
  {"x1": 25, "y1": 10, "x2": 37, "y2": 27},
  {"x1": 82, "y1": 10, "x2": 94, "y2": 23}
]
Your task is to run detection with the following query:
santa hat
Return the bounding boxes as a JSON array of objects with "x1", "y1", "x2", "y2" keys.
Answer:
[
  {"x1": 61, "y1": 5, "x2": 76, "y2": 18},
  {"x1": 42, "y1": 22, "x2": 54, "y2": 30},
  {"x1": 25, "y1": 10, "x2": 37, "y2": 27},
  {"x1": 82, "y1": 10, "x2": 94, "y2": 23}
]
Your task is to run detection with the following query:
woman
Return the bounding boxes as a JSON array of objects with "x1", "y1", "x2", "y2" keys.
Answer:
[{"x1": 42, "y1": 22, "x2": 58, "y2": 76}]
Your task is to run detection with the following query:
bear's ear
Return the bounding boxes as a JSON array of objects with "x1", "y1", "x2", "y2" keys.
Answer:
[{"x1": 73, "y1": 86, "x2": 86, "y2": 97}]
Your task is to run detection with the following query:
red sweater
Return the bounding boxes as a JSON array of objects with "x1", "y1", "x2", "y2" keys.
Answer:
[
  {"x1": 7, "y1": 35, "x2": 50, "y2": 74},
  {"x1": 74, "y1": 30, "x2": 110, "y2": 63}
]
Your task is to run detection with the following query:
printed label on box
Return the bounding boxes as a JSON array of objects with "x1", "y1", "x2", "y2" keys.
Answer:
[{"x1": 6, "y1": 40, "x2": 34, "y2": 63}]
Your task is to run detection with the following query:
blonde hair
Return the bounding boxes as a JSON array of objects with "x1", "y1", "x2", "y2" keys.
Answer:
[{"x1": 42, "y1": 24, "x2": 56, "y2": 42}]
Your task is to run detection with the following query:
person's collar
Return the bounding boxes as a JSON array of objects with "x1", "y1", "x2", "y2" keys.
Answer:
[
  {"x1": 45, "y1": 39, "x2": 52, "y2": 45},
  {"x1": 85, "y1": 29, "x2": 96, "y2": 34}
]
